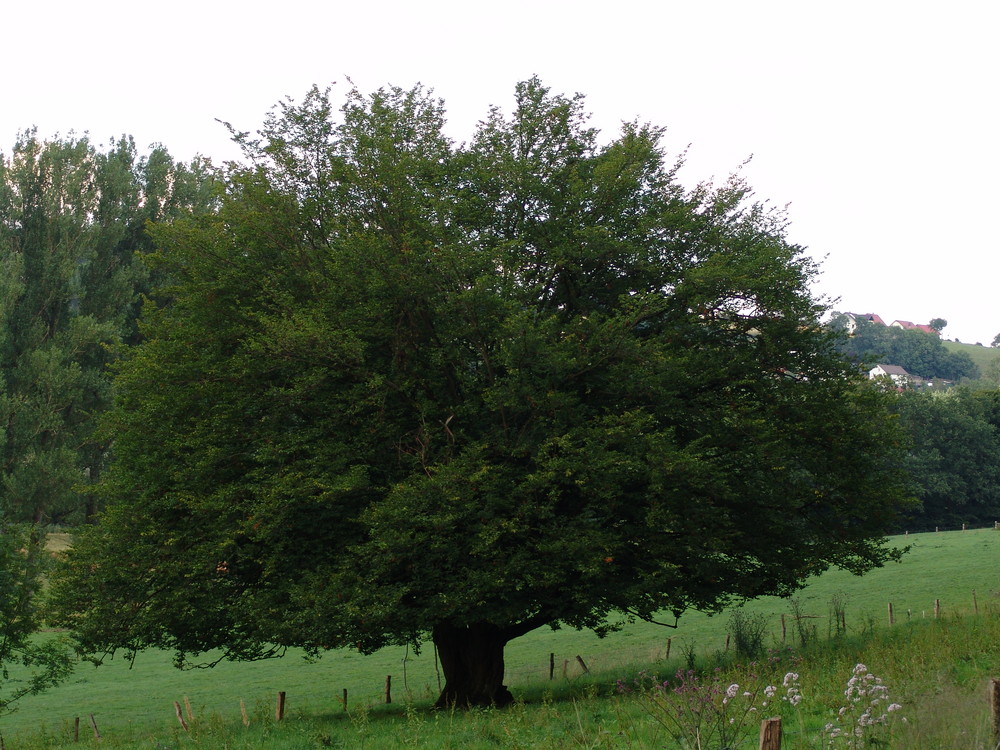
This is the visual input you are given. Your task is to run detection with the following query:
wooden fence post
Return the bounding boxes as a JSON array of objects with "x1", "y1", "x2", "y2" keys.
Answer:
[
  {"x1": 433, "y1": 642, "x2": 441, "y2": 691},
  {"x1": 780, "y1": 613, "x2": 786, "y2": 642},
  {"x1": 174, "y1": 701, "x2": 190, "y2": 731},
  {"x1": 385, "y1": 675, "x2": 392, "y2": 704},
  {"x1": 575, "y1": 655, "x2": 590, "y2": 674},
  {"x1": 74, "y1": 716, "x2": 80, "y2": 742},
  {"x1": 342, "y1": 688, "x2": 348, "y2": 711},
  {"x1": 934, "y1": 599, "x2": 941, "y2": 619},
  {"x1": 89, "y1": 714, "x2": 101, "y2": 739},
  {"x1": 759, "y1": 716, "x2": 781, "y2": 750},
  {"x1": 549, "y1": 652, "x2": 555, "y2": 680},
  {"x1": 666, "y1": 637, "x2": 672, "y2": 659},
  {"x1": 974, "y1": 590, "x2": 979, "y2": 615},
  {"x1": 240, "y1": 698, "x2": 249, "y2": 726},
  {"x1": 276, "y1": 691, "x2": 286, "y2": 720},
  {"x1": 184, "y1": 695, "x2": 194, "y2": 722},
  {"x1": 990, "y1": 678, "x2": 1000, "y2": 743},
  {"x1": 887, "y1": 602, "x2": 894, "y2": 625}
]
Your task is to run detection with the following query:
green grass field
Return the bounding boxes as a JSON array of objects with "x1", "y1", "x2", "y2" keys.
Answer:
[
  {"x1": 943, "y1": 339, "x2": 1000, "y2": 374},
  {"x1": 4, "y1": 527, "x2": 1000, "y2": 748}
]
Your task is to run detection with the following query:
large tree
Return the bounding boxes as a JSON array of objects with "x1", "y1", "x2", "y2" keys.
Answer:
[
  {"x1": 0, "y1": 133, "x2": 217, "y2": 523},
  {"x1": 52, "y1": 80, "x2": 911, "y2": 707}
]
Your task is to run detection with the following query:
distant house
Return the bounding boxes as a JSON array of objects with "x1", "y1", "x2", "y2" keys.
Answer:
[
  {"x1": 857, "y1": 313, "x2": 886, "y2": 326},
  {"x1": 890, "y1": 320, "x2": 938, "y2": 336},
  {"x1": 838, "y1": 312, "x2": 886, "y2": 334},
  {"x1": 869, "y1": 364, "x2": 915, "y2": 388}
]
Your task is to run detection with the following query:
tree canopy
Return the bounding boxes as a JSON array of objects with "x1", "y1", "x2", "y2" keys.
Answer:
[{"x1": 52, "y1": 80, "x2": 912, "y2": 707}]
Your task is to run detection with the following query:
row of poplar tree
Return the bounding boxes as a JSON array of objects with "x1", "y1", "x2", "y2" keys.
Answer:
[{"x1": 0, "y1": 132, "x2": 217, "y2": 524}]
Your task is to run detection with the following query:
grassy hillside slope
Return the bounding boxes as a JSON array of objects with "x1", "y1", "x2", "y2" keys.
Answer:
[{"x1": 943, "y1": 338, "x2": 1000, "y2": 375}]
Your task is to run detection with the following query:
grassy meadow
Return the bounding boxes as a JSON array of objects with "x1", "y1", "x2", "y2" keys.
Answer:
[
  {"x1": 3, "y1": 527, "x2": 1000, "y2": 748},
  {"x1": 943, "y1": 339, "x2": 1000, "y2": 373}
]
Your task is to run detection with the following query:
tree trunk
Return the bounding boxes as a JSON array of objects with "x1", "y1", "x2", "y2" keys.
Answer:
[{"x1": 432, "y1": 622, "x2": 514, "y2": 708}]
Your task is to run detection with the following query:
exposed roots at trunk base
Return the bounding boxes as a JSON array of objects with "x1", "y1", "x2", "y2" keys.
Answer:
[{"x1": 432, "y1": 622, "x2": 514, "y2": 708}]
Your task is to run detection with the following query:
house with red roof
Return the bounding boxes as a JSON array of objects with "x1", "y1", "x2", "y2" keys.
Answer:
[{"x1": 890, "y1": 320, "x2": 938, "y2": 336}]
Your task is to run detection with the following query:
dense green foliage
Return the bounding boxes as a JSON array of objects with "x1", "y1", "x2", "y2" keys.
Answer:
[
  {"x1": 0, "y1": 518, "x2": 72, "y2": 712},
  {"x1": 890, "y1": 388, "x2": 1000, "y2": 529},
  {"x1": 50, "y1": 79, "x2": 912, "y2": 706},
  {"x1": 829, "y1": 314, "x2": 978, "y2": 381},
  {"x1": 0, "y1": 133, "x2": 217, "y2": 523}
]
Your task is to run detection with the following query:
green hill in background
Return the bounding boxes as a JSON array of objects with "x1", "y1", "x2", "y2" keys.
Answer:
[{"x1": 943, "y1": 340, "x2": 1000, "y2": 377}]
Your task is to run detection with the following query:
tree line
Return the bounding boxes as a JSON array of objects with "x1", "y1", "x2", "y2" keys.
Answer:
[
  {"x1": 0, "y1": 132, "x2": 217, "y2": 525},
  {"x1": 890, "y1": 388, "x2": 1000, "y2": 530},
  {"x1": 0, "y1": 134, "x2": 215, "y2": 710}
]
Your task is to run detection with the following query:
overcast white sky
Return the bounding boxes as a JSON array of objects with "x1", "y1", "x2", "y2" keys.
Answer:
[{"x1": 3, "y1": 0, "x2": 997, "y2": 343}]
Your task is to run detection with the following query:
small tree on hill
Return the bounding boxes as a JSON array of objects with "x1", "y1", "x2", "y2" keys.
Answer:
[{"x1": 51, "y1": 80, "x2": 911, "y2": 708}]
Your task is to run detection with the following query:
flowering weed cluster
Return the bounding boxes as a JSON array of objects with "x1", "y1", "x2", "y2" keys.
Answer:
[
  {"x1": 621, "y1": 668, "x2": 802, "y2": 750},
  {"x1": 824, "y1": 663, "x2": 904, "y2": 748}
]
